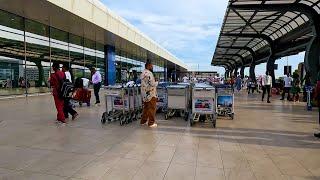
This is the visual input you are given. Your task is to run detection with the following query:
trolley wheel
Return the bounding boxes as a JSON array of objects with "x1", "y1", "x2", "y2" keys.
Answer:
[
  {"x1": 101, "y1": 113, "x2": 106, "y2": 124},
  {"x1": 180, "y1": 110, "x2": 185, "y2": 117},
  {"x1": 190, "y1": 120, "x2": 194, "y2": 127},
  {"x1": 189, "y1": 114, "x2": 194, "y2": 126},
  {"x1": 231, "y1": 113, "x2": 234, "y2": 120},
  {"x1": 120, "y1": 120, "x2": 124, "y2": 126},
  {"x1": 125, "y1": 116, "x2": 130, "y2": 124},
  {"x1": 213, "y1": 121, "x2": 216, "y2": 128},
  {"x1": 184, "y1": 112, "x2": 189, "y2": 121}
]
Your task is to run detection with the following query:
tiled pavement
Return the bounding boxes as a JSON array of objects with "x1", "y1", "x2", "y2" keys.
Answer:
[{"x1": 0, "y1": 92, "x2": 319, "y2": 180}]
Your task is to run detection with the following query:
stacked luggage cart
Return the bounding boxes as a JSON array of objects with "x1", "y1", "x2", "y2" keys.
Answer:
[
  {"x1": 100, "y1": 80, "x2": 235, "y2": 128},
  {"x1": 189, "y1": 83, "x2": 217, "y2": 127},
  {"x1": 165, "y1": 83, "x2": 190, "y2": 121},
  {"x1": 215, "y1": 84, "x2": 235, "y2": 120},
  {"x1": 157, "y1": 82, "x2": 168, "y2": 112},
  {"x1": 101, "y1": 84, "x2": 142, "y2": 126}
]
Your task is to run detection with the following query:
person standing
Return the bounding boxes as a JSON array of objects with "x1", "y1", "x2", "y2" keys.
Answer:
[
  {"x1": 262, "y1": 71, "x2": 272, "y2": 103},
  {"x1": 62, "y1": 64, "x2": 78, "y2": 120},
  {"x1": 281, "y1": 73, "x2": 293, "y2": 100},
  {"x1": 49, "y1": 63, "x2": 66, "y2": 124},
  {"x1": 140, "y1": 61, "x2": 158, "y2": 128},
  {"x1": 182, "y1": 75, "x2": 189, "y2": 83},
  {"x1": 90, "y1": 67, "x2": 102, "y2": 105}
]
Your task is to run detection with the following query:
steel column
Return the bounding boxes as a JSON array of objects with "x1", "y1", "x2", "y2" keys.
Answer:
[
  {"x1": 249, "y1": 63, "x2": 256, "y2": 81},
  {"x1": 240, "y1": 66, "x2": 245, "y2": 79},
  {"x1": 304, "y1": 37, "x2": 320, "y2": 83}
]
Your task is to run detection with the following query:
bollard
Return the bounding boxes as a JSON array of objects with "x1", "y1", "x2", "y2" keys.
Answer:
[{"x1": 306, "y1": 86, "x2": 313, "y2": 111}]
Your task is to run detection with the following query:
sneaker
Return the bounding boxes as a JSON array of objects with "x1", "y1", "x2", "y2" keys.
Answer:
[
  {"x1": 267, "y1": 101, "x2": 271, "y2": 103},
  {"x1": 140, "y1": 122, "x2": 147, "y2": 126},
  {"x1": 314, "y1": 133, "x2": 320, "y2": 138},
  {"x1": 72, "y1": 113, "x2": 79, "y2": 121},
  {"x1": 56, "y1": 120, "x2": 67, "y2": 126},
  {"x1": 149, "y1": 123, "x2": 157, "y2": 128}
]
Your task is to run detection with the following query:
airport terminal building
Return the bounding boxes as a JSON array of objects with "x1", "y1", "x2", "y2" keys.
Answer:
[{"x1": 0, "y1": 0, "x2": 187, "y2": 96}]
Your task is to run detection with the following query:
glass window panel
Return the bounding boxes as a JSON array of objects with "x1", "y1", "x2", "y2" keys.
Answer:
[
  {"x1": 25, "y1": 19, "x2": 49, "y2": 37},
  {"x1": 50, "y1": 27, "x2": 68, "y2": 42},
  {"x1": 0, "y1": 10, "x2": 24, "y2": 31}
]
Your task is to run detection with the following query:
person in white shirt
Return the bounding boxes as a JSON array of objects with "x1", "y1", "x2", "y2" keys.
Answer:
[
  {"x1": 182, "y1": 75, "x2": 189, "y2": 83},
  {"x1": 140, "y1": 62, "x2": 158, "y2": 128},
  {"x1": 281, "y1": 73, "x2": 293, "y2": 100},
  {"x1": 62, "y1": 64, "x2": 78, "y2": 120},
  {"x1": 90, "y1": 67, "x2": 102, "y2": 105},
  {"x1": 62, "y1": 64, "x2": 72, "y2": 83},
  {"x1": 262, "y1": 71, "x2": 272, "y2": 103},
  {"x1": 81, "y1": 78, "x2": 90, "y2": 89}
]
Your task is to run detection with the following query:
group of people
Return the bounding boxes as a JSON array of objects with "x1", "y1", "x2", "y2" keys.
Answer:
[{"x1": 50, "y1": 63, "x2": 102, "y2": 124}]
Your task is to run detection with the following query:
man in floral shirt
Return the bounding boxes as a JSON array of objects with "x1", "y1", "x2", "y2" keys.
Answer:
[{"x1": 140, "y1": 61, "x2": 158, "y2": 128}]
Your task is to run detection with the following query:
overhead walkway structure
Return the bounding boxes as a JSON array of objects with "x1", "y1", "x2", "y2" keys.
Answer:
[
  {"x1": 0, "y1": 0, "x2": 187, "y2": 92},
  {"x1": 212, "y1": 0, "x2": 320, "y2": 83}
]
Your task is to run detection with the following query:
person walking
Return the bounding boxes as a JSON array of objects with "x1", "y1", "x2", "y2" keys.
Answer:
[
  {"x1": 49, "y1": 63, "x2": 66, "y2": 124},
  {"x1": 62, "y1": 64, "x2": 78, "y2": 120},
  {"x1": 140, "y1": 61, "x2": 158, "y2": 128},
  {"x1": 235, "y1": 75, "x2": 242, "y2": 92},
  {"x1": 281, "y1": 73, "x2": 293, "y2": 100},
  {"x1": 262, "y1": 71, "x2": 272, "y2": 103},
  {"x1": 90, "y1": 67, "x2": 102, "y2": 105}
]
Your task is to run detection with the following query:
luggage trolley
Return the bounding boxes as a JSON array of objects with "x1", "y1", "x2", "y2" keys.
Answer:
[
  {"x1": 189, "y1": 83, "x2": 217, "y2": 128},
  {"x1": 215, "y1": 84, "x2": 235, "y2": 120},
  {"x1": 101, "y1": 85, "x2": 137, "y2": 126},
  {"x1": 157, "y1": 82, "x2": 168, "y2": 112},
  {"x1": 133, "y1": 85, "x2": 143, "y2": 118},
  {"x1": 165, "y1": 84, "x2": 190, "y2": 120}
]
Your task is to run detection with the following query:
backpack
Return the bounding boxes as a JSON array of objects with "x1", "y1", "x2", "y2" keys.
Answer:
[
  {"x1": 60, "y1": 80, "x2": 74, "y2": 99},
  {"x1": 55, "y1": 73, "x2": 74, "y2": 99}
]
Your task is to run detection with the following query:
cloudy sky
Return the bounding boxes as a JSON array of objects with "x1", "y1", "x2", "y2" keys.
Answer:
[{"x1": 101, "y1": 0, "x2": 305, "y2": 77}]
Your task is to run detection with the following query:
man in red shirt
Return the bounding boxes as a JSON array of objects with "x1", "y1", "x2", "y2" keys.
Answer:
[{"x1": 50, "y1": 63, "x2": 66, "y2": 124}]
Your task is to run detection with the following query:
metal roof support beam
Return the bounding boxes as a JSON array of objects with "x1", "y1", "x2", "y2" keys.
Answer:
[
  {"x1": 214, "y1": 58, "x2": 238, "y2": 69},
  {"x1": 217, "y1": 45, "x2": 256, "y2": 65},
  {"x1": 225, "y1": 70, "x2": 229, "y2": 79},
  {"x1": 229, "y1": 3, "x2": 320, "y2": 36},
  {"x1": 213, "y1": 61, "x2": 233, "y2": 70},
  {"x1": 215, "y1": 53, "x2": 245, "y2": 66},
  {"x1": 221, "y1": 33, "x2": 274, "y2": 56},
  {"x1": 233, "y1": 67, "x2": 239, "y2": 77}
]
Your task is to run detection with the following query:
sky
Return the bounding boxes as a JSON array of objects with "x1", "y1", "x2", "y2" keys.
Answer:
[{"x1": 101, "y1": 0, "x2": 305, "y2": 77}]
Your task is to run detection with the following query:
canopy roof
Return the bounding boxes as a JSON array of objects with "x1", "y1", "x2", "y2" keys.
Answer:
[{"x1": 212, "y1": 0, "x2": 320, "y2": 70}]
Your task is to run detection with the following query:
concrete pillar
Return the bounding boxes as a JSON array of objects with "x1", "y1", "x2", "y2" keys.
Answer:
[
  {"x1": 240, "y1": 66, "x2": 245, "y2": 79},
  {"x1": 104, "y1": 45, "x2": 116, "y2": 86},
  {"x1": 267, "y1": 57, "x2": 276, "y2": 87},
  {"x1": 305, "y1": 37, "x2": 320, "y2": 84},
  {"x1": 249, "y1": 64, "x2": 256, "y2": 81}
]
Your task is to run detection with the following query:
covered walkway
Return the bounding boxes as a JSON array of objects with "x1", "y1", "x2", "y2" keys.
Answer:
[{"x1": 0, "y1": 94, "x2": 318, "y2": 180}]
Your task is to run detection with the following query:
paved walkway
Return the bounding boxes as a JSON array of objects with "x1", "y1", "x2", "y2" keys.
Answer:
[{"x1": 0, "y1": 92, "x2": 319, "y2": 180}]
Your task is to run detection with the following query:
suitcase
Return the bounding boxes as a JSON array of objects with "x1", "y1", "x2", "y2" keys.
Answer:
[{"x1": 73, "y1": 88, "x2": 91, "y2": 106}]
